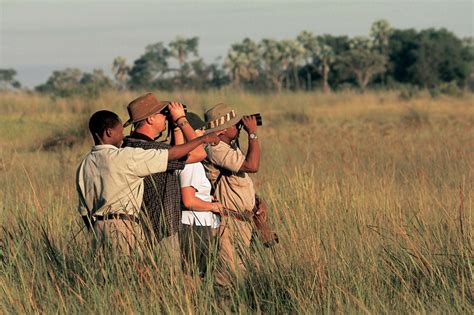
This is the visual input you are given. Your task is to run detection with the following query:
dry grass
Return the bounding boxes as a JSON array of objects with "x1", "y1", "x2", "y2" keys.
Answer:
[{"x1": 0, "y1": 90, "x2": 472, "y2": 313}]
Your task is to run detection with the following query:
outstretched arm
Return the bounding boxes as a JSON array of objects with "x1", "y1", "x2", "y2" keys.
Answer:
[{"x1": 168, "y1": 132, "x2": 220, "y2": 161}]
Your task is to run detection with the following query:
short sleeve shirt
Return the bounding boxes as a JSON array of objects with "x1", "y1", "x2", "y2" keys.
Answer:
[
  {"x1": 179, "y1": 162, "x2": 220, "y2": 228},
  {"x1": 204, "y1": 142, "x2": 255, "y2": 212},
  {"x1": 76, "y1": 144, "x2": 168, "y2": 217}
]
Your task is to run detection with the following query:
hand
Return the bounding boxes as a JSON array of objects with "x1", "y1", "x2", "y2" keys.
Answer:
[
  {"x1": 211, "y1": 202, "x2": 223, "y2": 213},
  {"x1": 201, "y1": 131, "x2": 220, "y2": 146},
  {"x1": 168, "y1": 102, "x2": 186, "y2": 122},
  {"x1": 242, "y1": 115, "x2": 257, "y2": 134}
]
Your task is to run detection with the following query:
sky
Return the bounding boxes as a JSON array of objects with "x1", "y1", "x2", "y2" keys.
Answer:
[{"x1": 1, "y1": 0, "x2": 473, "y2": 88}]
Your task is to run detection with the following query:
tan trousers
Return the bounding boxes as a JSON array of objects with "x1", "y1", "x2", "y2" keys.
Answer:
[
  {"x1": 93, "y1": 219, "x2": 145, "y2": 257},
  {"x1": 215, "y1": 216, "x2": 253, "y2": 288}
]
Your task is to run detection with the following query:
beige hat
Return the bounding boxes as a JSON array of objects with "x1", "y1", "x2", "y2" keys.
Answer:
[
  {"x1": 204, "y1": 103, "x2": 241, "y2": 133},
  {"x1": 123, "y1": 93, "x2": 170, "y2": 127}
]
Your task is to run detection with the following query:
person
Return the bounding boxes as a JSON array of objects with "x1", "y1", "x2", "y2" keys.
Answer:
[
  {"x1": 76, "y1": 109, "x2": 220, "y2": 256},
  {"x1": 175, "y1": 112, "x2": 223, "y2": 279},
  {"x1": 121, "y1": 93, "x2": 206, "y2": 262},
  {"x1": 202, "y1": 103, "x2": 261, "y2": 288}
]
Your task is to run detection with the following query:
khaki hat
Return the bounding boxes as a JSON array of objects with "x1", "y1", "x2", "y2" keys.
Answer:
[
  {"x1": 123, "y1": 93, "x2": 170, "y2": 127},
  {"x1": 204, "y1": 103, "x2": 241, "y2": 133}
]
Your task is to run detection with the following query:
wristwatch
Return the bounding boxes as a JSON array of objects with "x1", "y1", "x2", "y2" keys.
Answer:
[{"x1": 249, "y1": 133, "x2": 258, "y2": 140}]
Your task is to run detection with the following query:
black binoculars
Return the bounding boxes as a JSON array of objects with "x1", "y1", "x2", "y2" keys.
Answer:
[
  {"x1": 238, "y1": 113, "x2": 262, "y2": 128},
  {"x1": 161, "y1": 103, "x2": 188, "y2": 119}
]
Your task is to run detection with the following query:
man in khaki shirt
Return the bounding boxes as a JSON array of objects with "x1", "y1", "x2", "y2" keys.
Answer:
[
  {"x1": 76, "y1": 110, "x2": 220, "y2": 256},
  {"x1": 203, "y1": 103, "x2": 260, "y2": 288}
]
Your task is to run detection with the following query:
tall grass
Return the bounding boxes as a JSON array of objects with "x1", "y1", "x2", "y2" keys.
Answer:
[{"x1": 0, "y1": 90, "x2": 472, "y2": 313}]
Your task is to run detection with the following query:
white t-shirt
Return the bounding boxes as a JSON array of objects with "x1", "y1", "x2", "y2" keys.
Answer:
[{"x1": 179, "y1": 162, "x2": 220, "y2": 228}]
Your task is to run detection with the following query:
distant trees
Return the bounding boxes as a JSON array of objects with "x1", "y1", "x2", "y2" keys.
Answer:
[
  {"x1": 0, "y1": 69, "x2": 21, "y2": 90},
  {"x1": 36, "y1": 68, "x2": 113, "y2": 97},
  {"x1": 337, "y1": 36, "x2": 387, "y2": 90},
  {"x1": 14, "y1": 19, "x2": 472, "y2": 97},
  {"x1": 224, "y1": 38, "x2": 260, "y2": 88}
]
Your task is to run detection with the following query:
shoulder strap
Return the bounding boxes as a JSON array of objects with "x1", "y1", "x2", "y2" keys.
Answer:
[{"x1": 210, "y1": 171, "x2": 224, "y2": 196}]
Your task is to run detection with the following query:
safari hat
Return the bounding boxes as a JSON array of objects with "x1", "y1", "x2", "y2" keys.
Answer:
[
  {"x1": 123, "y1": 93, "x2": 170, "y2": 127},
  {"x1": 204, "y1": 103, "x2": 241, "y2": 133}
]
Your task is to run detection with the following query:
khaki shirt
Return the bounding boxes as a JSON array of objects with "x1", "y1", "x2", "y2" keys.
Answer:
[
  {"x1": 205, "y1": 142, "x2": 255, "y2": 212},
  {"x1": 76, "y1": 144, "x2": 168, "y2": 217}
]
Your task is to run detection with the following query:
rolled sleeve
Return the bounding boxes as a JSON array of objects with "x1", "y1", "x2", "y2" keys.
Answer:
[
  {"x1": 132, "y1": 147, "x2": 169, "y2": 176},
  {"x1": 210, "y1": 145, "x2": 245, "y2": 173}
]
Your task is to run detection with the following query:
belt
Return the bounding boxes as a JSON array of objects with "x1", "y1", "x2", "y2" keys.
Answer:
[{"x1": 94, "y1": 213, "x2": 140, "y2": 224}]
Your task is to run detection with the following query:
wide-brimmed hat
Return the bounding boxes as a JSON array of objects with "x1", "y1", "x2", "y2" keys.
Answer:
[
  {"x1": 123, "y1": 93, "x2": 170, "y2": 127},
  {"x1": 204, "y1": 103, "x2": 241, "y2": 133},
  {"x1": 186, "y1": 112, "x2": 206, "y2": 130}
]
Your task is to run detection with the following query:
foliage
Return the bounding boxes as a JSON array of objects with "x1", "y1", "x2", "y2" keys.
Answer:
[
  {"x1": 35, "y1": 68, "x2": 113, "y2": 97},
  {"x1": 0, "y1": 68, "x2": 21, "y2": 90},
  {"x1": 336, "y1": 36, "x2": 387, "y2": 90}
]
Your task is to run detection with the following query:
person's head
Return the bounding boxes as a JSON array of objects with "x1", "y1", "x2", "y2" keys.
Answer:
[
  {"x1": 124, "y1": 93, "x2": 170, "y2": 136},
  {"x1": 204, "y1": 103, "x2": 241, "y2": 142},
  {"x1": 88, "y1": 110, "x2": 123, "y2": 147},
  {"x1": 186, "y1": 112, "x2": 206, "y2": 136}
]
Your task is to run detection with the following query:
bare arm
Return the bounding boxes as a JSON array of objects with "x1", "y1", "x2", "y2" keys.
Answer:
[
  {"x1": 168, "y1": 133, "x2": 220, "y2": 161},
  {"x1": 169, "y1": 102, "x2": 207, "y2": 163},
  {"x1": 181, "y1": 186, "x2": 222, "y2": 212},
  {"x1": 173, "y1": 124, "x2": 207, "y2": 164},
  {"x1": 239, "y1": 116, "x2": 260, "y2": 173}
]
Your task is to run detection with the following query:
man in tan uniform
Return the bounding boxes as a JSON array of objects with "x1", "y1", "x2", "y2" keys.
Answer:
[{"x1": 203, "y1": 103, "x2": 260, "y2": 288}]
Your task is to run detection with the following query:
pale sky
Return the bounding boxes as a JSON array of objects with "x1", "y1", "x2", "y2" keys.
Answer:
[{"x1": 1, "y1": 0, "x2": 473, "y2": 87}]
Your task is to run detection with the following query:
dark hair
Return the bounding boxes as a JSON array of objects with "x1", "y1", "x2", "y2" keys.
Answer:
[{"x1": 88, "y1": 110, "x2": 121, "y2": 142}]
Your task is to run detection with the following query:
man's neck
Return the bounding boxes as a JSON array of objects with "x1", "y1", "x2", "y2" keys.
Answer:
[{"x1": 134, "y1": 127, "x2": 156, "y2": 140}]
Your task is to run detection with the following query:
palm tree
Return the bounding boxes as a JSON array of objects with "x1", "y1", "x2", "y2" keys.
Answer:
[
  {"x1": 260, "y1": 39, "x2": 287, "y2": 92},
  {"x1": 224, "y1": 38, "x2": 260, "y2": 88},
  {"x1": 281, "y1": 39, "x2": 305, "y2": 90},
  {"x1": 169, "y1": 36, "x2": 199, "y2": 84},
  {"x1": 297, "y1": 31, "x2": 319, "y2": 90}
]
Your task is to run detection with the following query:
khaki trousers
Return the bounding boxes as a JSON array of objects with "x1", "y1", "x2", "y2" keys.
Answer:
[
  {"x1": 93, "y1": 219, "x2": 145, "y2": 257},
  {"x1": 215, "y1": 216, "x2": 253, "y2": 288}
]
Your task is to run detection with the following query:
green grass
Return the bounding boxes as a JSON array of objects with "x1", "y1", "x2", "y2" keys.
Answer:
[{"x1": 0, "y1": 90, "x2": 472, "y2": 313}]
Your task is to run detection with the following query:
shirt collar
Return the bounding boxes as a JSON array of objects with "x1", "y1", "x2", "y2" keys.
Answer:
[{"x1": 91, "y1": 144, "x2": 118, "y2": 151}]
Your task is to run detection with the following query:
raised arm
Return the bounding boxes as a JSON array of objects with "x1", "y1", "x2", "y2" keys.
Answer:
[
  {"x1": 169, "y1": 102, "x2": 207, "y2": 163},
  {"x1": 239, "y1": 115, "x2": 260, "y2": 173}
]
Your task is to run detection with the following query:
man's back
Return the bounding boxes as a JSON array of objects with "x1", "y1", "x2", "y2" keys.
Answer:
[
  {"x1": 76, "y1": 144, "x2": 168, "y2": 218},
  {"x1": 205, "y1": 141, "x2": 255, "y2": 212}
]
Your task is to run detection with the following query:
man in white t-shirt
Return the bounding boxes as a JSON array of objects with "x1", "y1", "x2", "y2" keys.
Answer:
[
  {"x1": 76, "y1": 110, "x2": 220, "y2": 256},
  {"x1": 176, "y1": 112, "x2": 223, "y2": 277}
]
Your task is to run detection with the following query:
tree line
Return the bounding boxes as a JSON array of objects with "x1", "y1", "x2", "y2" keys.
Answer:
[{"x1": 1, "y1": 20, "x2": 473, "y2": 97}]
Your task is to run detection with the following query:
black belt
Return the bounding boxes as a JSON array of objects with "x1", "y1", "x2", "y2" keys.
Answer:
[{"x1": 94, "y1": 213, "x2": 140, "y2": 224}]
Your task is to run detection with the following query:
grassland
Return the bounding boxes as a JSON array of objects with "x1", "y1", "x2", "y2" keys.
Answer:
[{"x1": 0, "y1": 90, "x2": 472, "y2": 313}]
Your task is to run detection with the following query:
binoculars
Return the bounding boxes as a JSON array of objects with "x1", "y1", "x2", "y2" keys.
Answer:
[
  {"x1": 161, "y1": 103, "x2": 188, "y2": 119},
  {"x1": 238, "y1": 113, "x2": 263, "y2": 129}
]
